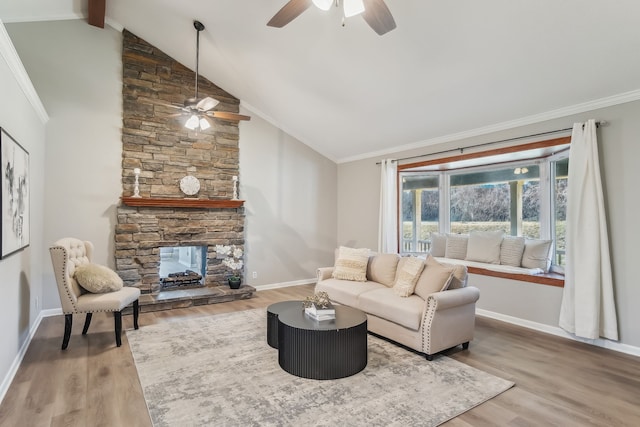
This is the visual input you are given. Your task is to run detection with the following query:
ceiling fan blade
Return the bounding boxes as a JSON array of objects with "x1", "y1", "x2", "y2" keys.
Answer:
[
  {"x1": 362, "y1": 0, "x2": 396, "y2": 35},
  {"x1": 196, "y1": 97, "x2": 220, "y2": 111},
  {"x1": 208, "y1": 111, "x2": 252, "y2": 122},
  {"x1": 267, "y1": 0, "x2": 313, "y2": 28}
]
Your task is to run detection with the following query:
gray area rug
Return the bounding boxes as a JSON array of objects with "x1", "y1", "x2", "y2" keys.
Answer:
[{"x1": 127, "y1": 308, "x2": 514, "y2": 426}]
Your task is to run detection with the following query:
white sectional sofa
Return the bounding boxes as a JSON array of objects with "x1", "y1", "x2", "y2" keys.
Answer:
[{"x1": 316, "y1": 248, "x2": 480, "y2": 360}]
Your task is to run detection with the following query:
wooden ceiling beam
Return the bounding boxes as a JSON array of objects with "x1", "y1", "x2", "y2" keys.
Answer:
[{"x1": 88, "y1": 0, "x2": 106, "y2": 28}]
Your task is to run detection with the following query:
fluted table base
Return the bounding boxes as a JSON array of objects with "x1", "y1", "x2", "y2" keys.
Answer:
[{"x1": 277, "y1": 305, "x2": 368, "y2": 380}]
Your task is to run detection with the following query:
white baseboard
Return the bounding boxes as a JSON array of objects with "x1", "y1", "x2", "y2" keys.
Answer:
[
  {"x1": 476, "y1": 308, "x2": 640, "y2": 358},
  {"x1": 0, "y1": 309, "x2": 45, "y2": 404},
  {"x1": 41, "y1": 308, "x2": 62, "y2": 317},
  {"x1": 254, "y1": 278, "x2": 315, "y2": 291}
]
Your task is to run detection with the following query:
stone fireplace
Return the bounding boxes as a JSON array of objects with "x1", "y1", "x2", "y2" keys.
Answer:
[{"x1": 114, "y1": 30, "x2": 253, "y2": 309}]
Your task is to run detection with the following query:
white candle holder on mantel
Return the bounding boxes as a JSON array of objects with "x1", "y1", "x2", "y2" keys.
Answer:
[
  {"x1": 232, "y1": 175, "x2": 239, "y2": 200},
  {"x1": 132, "y1": 168, "x2": 141, "y2": 198}
]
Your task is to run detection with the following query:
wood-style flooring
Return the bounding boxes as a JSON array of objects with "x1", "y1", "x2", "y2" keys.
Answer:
[{"x1": 0, "y1": 284, "x2": 638, "y2": 426}]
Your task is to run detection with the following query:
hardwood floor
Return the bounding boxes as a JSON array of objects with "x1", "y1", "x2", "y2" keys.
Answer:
[{"x1": 1, "y1": 284, "x2": 638, "y2": 426}]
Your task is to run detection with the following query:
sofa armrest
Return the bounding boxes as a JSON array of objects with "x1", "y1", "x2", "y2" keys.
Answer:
[
  {"x1": 422, "y1": 286, "x2": 480, "y2": 356},
  {"x1": 427, "y1": 286, "x2": 480, "y2": 311},
  {"x1": 317, "y1": 267, "x2": 334, "y2": 282}
]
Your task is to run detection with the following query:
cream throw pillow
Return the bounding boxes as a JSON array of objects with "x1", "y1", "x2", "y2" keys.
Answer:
[
  {"x1": 445, "y1": 234, "x2": 469, "y2": 259},
  {"x1": 522, "y1": 239, "x2": 553, "y2": 272},
  {"x1": 414, "y1": 255, "x2": 455, "y2": 299},
  {"x1": 74, "y1": 263, "x2": 124, "y2": 293},
  {"x1": 465, "y1": 230, "x2": 503, "y2": 264},
  {"x1": 332, "y1": 246, "x2": 370, "y2": 281},
  {"x1": 392, "y1": 257, "x2": 425, "y2": 297},
  {"x1": 429, "y1": 232, "x2": 447, "y2": 257},
  {"x1": 500, "y1": 236, "x2": 526, "y2": 267}
]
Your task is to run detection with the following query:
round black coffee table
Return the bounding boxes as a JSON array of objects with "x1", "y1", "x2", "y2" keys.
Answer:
[
  {"x1": 266, "y1": 300, "x2": 302, "y2": 349},
  {"x1": 277, "y1": 305, "x2": 368, "y2": 380}
]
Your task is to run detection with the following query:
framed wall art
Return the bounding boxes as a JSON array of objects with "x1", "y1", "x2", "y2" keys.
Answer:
[{"x1": 1, "y1": 127, "x2": 30, "y2": 258}]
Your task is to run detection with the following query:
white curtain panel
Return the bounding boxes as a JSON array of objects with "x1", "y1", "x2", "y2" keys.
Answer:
[
  {"x1": 559, "y1": 119, "x2": 619, "y2": 340},
  {"x1": 378, "y1": 159, "x2": 398, "y2": 253}
]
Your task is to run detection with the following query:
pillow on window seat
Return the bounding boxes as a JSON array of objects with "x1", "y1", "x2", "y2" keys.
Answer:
[
  {"x1": 465, "y1": 230, "x2": 503, "y2": 264},
  {"x1": 522, "y1": 239, "x2": 552, "y2": 272},
  {"x1": 500, "y1": 236, "x2": 526, "y2": 267},
  {"x1": 445, "y1": 234, "x2": 468, "y2": 259},
  {"x1": 429, "y1": 232, "x2": 447, "y2": 257}
]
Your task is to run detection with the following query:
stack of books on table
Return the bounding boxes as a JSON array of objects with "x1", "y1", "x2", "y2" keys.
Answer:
[{"x1": 305, "y1": 302, "x2": 336, "y2": 321}]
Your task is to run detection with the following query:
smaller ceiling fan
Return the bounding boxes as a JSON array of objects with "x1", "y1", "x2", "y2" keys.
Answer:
[
  {"x1": 167, "y1": 20, "x2": 250, "y2": 131},
  {"x1": 268, "y1": 0, "x2": 396, "y2": 36}
]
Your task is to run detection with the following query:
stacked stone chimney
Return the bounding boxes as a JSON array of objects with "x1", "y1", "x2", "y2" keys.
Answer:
[{"x1": 115, "y1": 30, "x2": 244, "y2": 294}]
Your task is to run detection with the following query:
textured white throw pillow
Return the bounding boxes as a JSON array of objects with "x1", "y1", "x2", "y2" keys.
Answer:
[
  {"x1": 445, "y1": 234, "x2": 469, "y2": 260},
  {"x1": 393, "y1": 256, "x2": 425, "y2": 297},
  {"x1": 429, "y1": 232, "x2": 447, "y2": 257},
  {"x1": 74, "y1": 263, "x2": 124, "y2": 293},
  {"x1": 465, "y1": 230, "x2": 504, "y2": 264},
  {"x1": 521, "y1": 239, "x2": 553, "y2": 272},
  {"x1": 500, "y1": 236, "x2": 526, "y2": 267},
  {"x1": 332, "y1": 246, "x2": 370, "y2": 281}
]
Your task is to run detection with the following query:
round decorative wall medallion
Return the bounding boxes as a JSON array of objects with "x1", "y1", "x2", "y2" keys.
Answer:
[{"x1": 179, "y1": 175, "x2": 200, "y2": 196}]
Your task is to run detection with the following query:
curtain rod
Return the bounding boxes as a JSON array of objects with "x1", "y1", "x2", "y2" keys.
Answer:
[{"x1": 376, "y1": 120, "x2": 605, "y2": 165}]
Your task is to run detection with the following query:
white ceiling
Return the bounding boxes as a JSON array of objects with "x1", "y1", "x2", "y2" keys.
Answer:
[{"x1": 2, "y1": 0, "x2": 640, "y2": 162}]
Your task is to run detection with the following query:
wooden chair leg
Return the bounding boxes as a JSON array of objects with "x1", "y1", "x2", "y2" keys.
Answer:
[
  {"x1": 133, "y1": 300, "x2": 139, "y2": 330},
  {"x1": 82, "y1": 313, "x2": 93, "y2": 335},
  {"x1": 62, "y1": 314, "x2": 73, "y2": 350},
  {"x1": 114, "y1": 311, "x2": 122, "y2": 347}
]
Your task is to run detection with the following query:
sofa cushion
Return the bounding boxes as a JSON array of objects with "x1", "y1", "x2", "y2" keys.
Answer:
[
  {"x1": 500, "y1": 236, "x2": 526, "y2": 267},
  {"x1": 522, "y1": 239, "x2": 552, "y2": 272},
  {"x1": 429, "y1": 232, "x2": 447, "y2": 257},
  {"x1": 392, "y1": 256, "x2": 425, "y2": 297},
  {"x1": 73, "y1": 263, "x2": 123, "y2": 294},
  {"x1": 367, "y1": 253, "x2": 400, "y2": 287},
  {"x1": 465, "y1": 230, "x2": 503, "y2": 264},
  {"x1": 332, "y1": 246, "x2": 370, "y2": 281},
  {"x1": 316, "y1": 278, "x2": 386, "y2": 307},
  {"x1": 357, "y1": 288, "x2": 425, "y2": 331},
  {"x1": 445, "y1": 234, "x2": 468, "y2": 259},
  {"x1": 414, "y1": 255, "x2": 454, "y2": 299}
]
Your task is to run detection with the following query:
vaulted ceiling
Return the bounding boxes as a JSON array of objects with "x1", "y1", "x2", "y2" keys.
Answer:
[{"x1": 2, "y1": 1, "x2": 640, "y2": 162}]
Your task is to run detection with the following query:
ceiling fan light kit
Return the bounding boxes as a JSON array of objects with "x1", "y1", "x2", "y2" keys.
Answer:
[
  {"x1": 343, "y1": 0, "x2": 365, "y2": 18},
  {"x1": 312, "y1": 0, "x2": 333, "y2": 11}
]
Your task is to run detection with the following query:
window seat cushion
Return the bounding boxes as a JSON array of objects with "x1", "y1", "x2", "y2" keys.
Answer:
[{"x1": 434, "y1": 257, "x2": 544, "y2": 275}]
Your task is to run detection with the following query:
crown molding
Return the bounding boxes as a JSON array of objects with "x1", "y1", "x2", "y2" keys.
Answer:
[
  {"x1": 0, "y1": 19, "x2": 49, "y2": 124},
  {"x1": 338, "y1": 89, "x2": 640, "y2": 164}
]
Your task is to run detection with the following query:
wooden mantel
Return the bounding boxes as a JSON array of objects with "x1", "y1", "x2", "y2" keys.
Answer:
[{"x1": 121, "y1": 197, "x2": 244, "y2": 209}]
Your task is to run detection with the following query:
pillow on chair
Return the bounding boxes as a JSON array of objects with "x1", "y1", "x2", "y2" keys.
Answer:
[{"x1": 74, "y1": 264, "x2": 124, "y2": 293}]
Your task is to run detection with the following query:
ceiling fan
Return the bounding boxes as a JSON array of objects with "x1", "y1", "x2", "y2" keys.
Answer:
[
  {"x1": 168, "y1": 20, "x2": 250, "y2": 131},
  {"x1": 268, "y1": 0, "x2": 396, "y2": 36}
]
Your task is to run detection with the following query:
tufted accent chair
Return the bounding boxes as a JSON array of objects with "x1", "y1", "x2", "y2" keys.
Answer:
[{"x1": 49, "y1": 237, "x2": 140, "y2": 349}]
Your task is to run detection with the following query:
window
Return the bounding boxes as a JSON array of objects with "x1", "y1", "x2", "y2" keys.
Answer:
[
  {"x1": 551, "y1": 157, "x2": 569, "y2": 268},
  {"x1": 401, "y1": 175, "x2": 439, "y2": 253},
  {"x1": 398, "y1": 139, "x2": 569, "y2": 272}
]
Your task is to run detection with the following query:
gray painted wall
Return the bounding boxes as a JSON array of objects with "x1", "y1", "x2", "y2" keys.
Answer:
[
  {"x1": 337, "y1": 100, "x2": 640, "y2": 347},
  {"x1": 0, "y1": 21, "x2": 46, "y2": 395}
]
